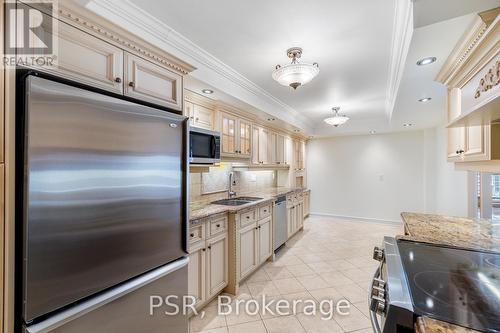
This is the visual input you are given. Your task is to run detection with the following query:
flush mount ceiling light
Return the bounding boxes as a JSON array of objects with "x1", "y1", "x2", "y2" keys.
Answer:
[
  {"x1": 416, "y1": 57, "x2": 437, "y2": 66},
  {"x1": 272, "y1": 47, "x2": 319, "y2": 90},
  {"x1": 418, "y1": 97, "x2": 432, "y2": 102},
  {"x1": 324, "y1": 107, "x2": 349, "y2": 127},
  {"x1": 370, "y1": 130, "x2": 376, "y2": 134},
  {"x1": 201, "y1": 89, "x2": 214, "y2": 94}
]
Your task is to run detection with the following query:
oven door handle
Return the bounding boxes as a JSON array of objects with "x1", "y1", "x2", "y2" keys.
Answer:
[{"x1": 369, "y1": 266, "x2": 383, "y2": 333}]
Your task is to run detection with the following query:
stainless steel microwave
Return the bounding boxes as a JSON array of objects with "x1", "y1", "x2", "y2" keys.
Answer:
[{"x1": 189, "y1": 127, "x2": 221, "y2": 164}]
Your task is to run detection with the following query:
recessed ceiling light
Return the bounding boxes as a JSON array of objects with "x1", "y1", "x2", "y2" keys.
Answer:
[
  {"x1": 293, "y1": 129, "x2": 300, "y2": 132},
  {"x1": 370, "y1": 130, "x2": 376, "y2": 134},
  {"x1": 403, "y1": 123, "x2": 413, "y2": 127},
  {"x1": 267, "y1": 117, "x2": 276, "y2": 121},
  {"x1": 418, "y1": 97, "x2": 432, "y2": 102},
  {"x1": 416, "y1": 57, "x2": 437, "y2": 66},
  {"x1": 201, "y1": 89, "x2": 214, "y2": 94}
]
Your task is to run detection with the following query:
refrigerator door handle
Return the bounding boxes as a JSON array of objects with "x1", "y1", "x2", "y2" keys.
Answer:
[{"x1": 25, "y1": 257, "x2": 189, "y2": 333}]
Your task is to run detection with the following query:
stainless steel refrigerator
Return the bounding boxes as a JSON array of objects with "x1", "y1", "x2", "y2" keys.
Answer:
[{"x1": 18, "y1": 74, "x2": 189, "y2": 332}]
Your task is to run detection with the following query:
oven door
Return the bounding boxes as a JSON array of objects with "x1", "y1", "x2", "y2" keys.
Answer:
[{"x1": 189, "y1": 128, "x2": 221, "y2": 164}]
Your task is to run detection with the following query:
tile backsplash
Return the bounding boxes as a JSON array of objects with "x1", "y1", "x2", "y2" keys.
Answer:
[{"x1": 190, "y1": 163, "x2": 276, "y2": 204}]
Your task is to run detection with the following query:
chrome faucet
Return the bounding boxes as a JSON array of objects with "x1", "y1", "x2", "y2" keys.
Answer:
[{"x1": 228, "y1": 172, "x2": 236, "y2": 198}]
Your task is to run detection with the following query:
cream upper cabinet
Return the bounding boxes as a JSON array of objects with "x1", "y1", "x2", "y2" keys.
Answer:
[
  {"x1": 239, "y1": 120, "x2": 252, "y2": 157},
  {"x1": 125, "y1": 53, "x2": 182, "y2": 110},
  {"x1": 252, "y1": 126, "x2": 275, "y2": 165},
  {"x1": 293, "y1": 139, "x2": 305, "y2": 170},
  {"x1": 258, "y1": 217, "x2": 272, "y2": 263},
  {"x1": 464, "y1": 125, "x2": 489, "y2": 160},
  {"x1": 186, "y1": 104, "x2": 214, "y2": 130},
  {"x1": 276, "y1": 134, "x2": 286, "y2": 165},
  {"x1": 36, "y1": 18, "x2": 124, "y2": 93},
  {"x1": 284, "y1": 136, "x2": 293, "y2": 166},
  {"x1": 447, "y1": 127, "x2": 466, "y2": 160},
  {"x1": 220, "y1": 113, "x2": 251, "y2": 157},
  {"x1": 238, "y1": 223, "x2": 258, "y2": 279},
  {"x1": 206, "y1": 233, "x2": 228, "y2": 298},
  {"x1": 188, "y1": 243, "x2": 206, "y2": 306},
  {"x1": 268, "y1": 132, "x2": 277, "y2": 165},
  {"x1": 221, "y1": 113, "x2": 238, "y2": 155},
  {"x1": 252, "y1": 127, "x2": 260, "y2": 164}
]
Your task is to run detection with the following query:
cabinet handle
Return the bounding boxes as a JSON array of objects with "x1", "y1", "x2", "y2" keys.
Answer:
[
  {"x1": 202, "y1": 248, "x2": 206, "y2": 252},
  {"x1": 114, "y1": 77, "x2": 122, "y2": 83},
  {"x1": 259, "y1": 226, "x2": 261, "y2": 229},
  {"x1": 190, "y1": 233, "x2": 194, "y2": 238},
  {"x1": 128, "y1": 82, "x2": 135, "y2": 87},
  {"x1": 216, "y1": 224, "x2": 221, "y2": 228},
  {"x1": 208, "y1": 246, "x2": 211, "y2": 250},
  {"x1": 246, "y1": 216, "x2": 250, "y2": 219}
]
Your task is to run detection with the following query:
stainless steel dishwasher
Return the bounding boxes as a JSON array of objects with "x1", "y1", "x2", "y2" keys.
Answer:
[{"x1": 274, "y1": 196, "x2": 287, "y2": 251}]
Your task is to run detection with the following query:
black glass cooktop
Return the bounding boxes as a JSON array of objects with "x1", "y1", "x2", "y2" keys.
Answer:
[{"x1": 397, "y1": 240, "x2": 500, "y2": 333}]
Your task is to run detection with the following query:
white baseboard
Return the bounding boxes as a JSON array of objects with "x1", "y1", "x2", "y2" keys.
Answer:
[{"x1": 309, "y1": 212, "x2": 402, "y2": 225}]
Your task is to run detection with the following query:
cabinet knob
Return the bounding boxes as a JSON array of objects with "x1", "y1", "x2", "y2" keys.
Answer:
[
  {"x1": 114, "y1": 77, "x2": 122, "y2": 83},
  {"x1": 208, "y1": 245, "x2": 212, "y2": 250},
  {"x1": 246, "y1": 216, "x2": 250, "y2": 219},
  {"x1": 128, "y1": 82, "x2": 135, "y2": 88},
  {"x1": 216, "y1": 224, "x2": 221, "y2": 228},
  {"x1": 195, "y1": 117, "x2": 199, "y2": 121},
  {"x1": 190, "y1": 233, "x2": 194, "y2": 238},
  {"x1": 202, "y1": 248, "x2": 206, "y2": 252},
  {"x1": 458, "y1": 149, "x2": 464, "y2": 154}
]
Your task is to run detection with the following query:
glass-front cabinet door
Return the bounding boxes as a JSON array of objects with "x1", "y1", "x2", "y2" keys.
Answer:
[
  {"x1": 221, "y1": 113, "x2": 237, "y2": 155},
  {"x1": 239, "y1": 120, "x2": 252, "y2": 157}
]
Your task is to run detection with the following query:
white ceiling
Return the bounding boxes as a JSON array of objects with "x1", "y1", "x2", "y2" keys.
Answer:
[
  {"x1": 83, "y1": 0, "x2": 500, "y2": 137},
  {"x1": 128, "y1": 0, "x2": 396, "y2": 133},
  {"x1": 413, "y1": 0, "x2": 500, "y2": 28}
]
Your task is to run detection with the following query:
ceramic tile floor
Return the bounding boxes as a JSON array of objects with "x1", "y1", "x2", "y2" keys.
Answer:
[{"x1": 189, "y1": 215, "x2": 403, "y2": 333}]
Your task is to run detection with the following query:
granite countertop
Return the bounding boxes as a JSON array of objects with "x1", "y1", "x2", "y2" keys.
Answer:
[
  {"x1": 415, "y1": 317, "x2": 479, "y2": 333},
  {"x1": 189, "y1": 187, "x2": 307, "y2": 221},
  {"x1": 400, "y1": 212, "x2": 500, "y2": 253}
]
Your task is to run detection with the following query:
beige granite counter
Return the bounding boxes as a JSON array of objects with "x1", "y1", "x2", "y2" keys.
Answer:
[
  {"x1": 400, "y1": 212, "x2": 500, "y2": 253},
  {"x1": 189, "y1": 187, "x2": 307, "y2": 221},
  {"x1": 415, "y1": 317, "x2": 479, "y2": 333}
]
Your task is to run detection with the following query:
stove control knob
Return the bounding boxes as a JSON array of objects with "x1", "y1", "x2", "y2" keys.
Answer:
[
  {"x1": 370, "y1": 295, "x2": 386, "y2": 315},
  {"x1": 372, "y1": 285, "x2": 385, "y2": 298},
  {"x1": 373, "y1": 246, "x2": 385, "y2": 262},
  {"x1": 374, "y1": 277, "x2": 386, "y2": 289}
]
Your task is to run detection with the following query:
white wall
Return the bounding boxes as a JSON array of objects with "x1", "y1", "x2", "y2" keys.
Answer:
[
  {"x1": 307, "y1": 131, "x2": 426, "y2": 222},
  {"x1": 307, "y1": 128, "x2": 469, "y2": 222},
  {"x1": 423, "y1": 127, "x2": 469, "y2": 216}
]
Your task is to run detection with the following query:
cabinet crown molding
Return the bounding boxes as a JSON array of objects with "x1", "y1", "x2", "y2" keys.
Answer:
[
  {"x1": 436, "y1": 9, "x2": 499, "y2": 88},
  {"x1": 57, "y1": 2, "x2": 196, "y2": 76}
]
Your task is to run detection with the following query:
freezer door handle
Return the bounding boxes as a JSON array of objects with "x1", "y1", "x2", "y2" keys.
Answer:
[{"x1": 25, "y1": 257, "x2": 189, "y2": 333}]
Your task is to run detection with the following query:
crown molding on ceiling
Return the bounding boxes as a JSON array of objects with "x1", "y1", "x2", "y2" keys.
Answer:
[
  {"x1": 386, "y1": 0, "x2": 414, "y2": 120},
  {"x1": 81, "y1": 0, "x2": 315, "y2": 132}
]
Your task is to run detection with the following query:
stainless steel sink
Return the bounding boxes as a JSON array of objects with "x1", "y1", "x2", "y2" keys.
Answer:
[
  {"x1": 211, "y1": 197, "x2": 263, "y2": 206},
  {"x1": 233, "y1": 196, "x2": 263, "y2": 201}
]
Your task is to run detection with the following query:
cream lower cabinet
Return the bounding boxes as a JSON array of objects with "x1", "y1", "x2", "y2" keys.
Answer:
[
  {"x1": 188, "y1": 215, "x2": 228, "y2": 310},
  {"x1": 238, "y1": 223, "x2": 259, "y2": 278},
  {"x1": 235, "y1": 204, "x2": 273, "y2": 281},
  {"x1": 206, "y1": 233, "x2": 228, "y2": 297},
  {"x1": 258, "y1": 216, "x2": 273, "y2": 263},
  {"x1": 286, "y1": 193, "x2": 304, "y2": 238},
  {"x1": 303, "y1": 191, "x2": 310, "y2": 218}
]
